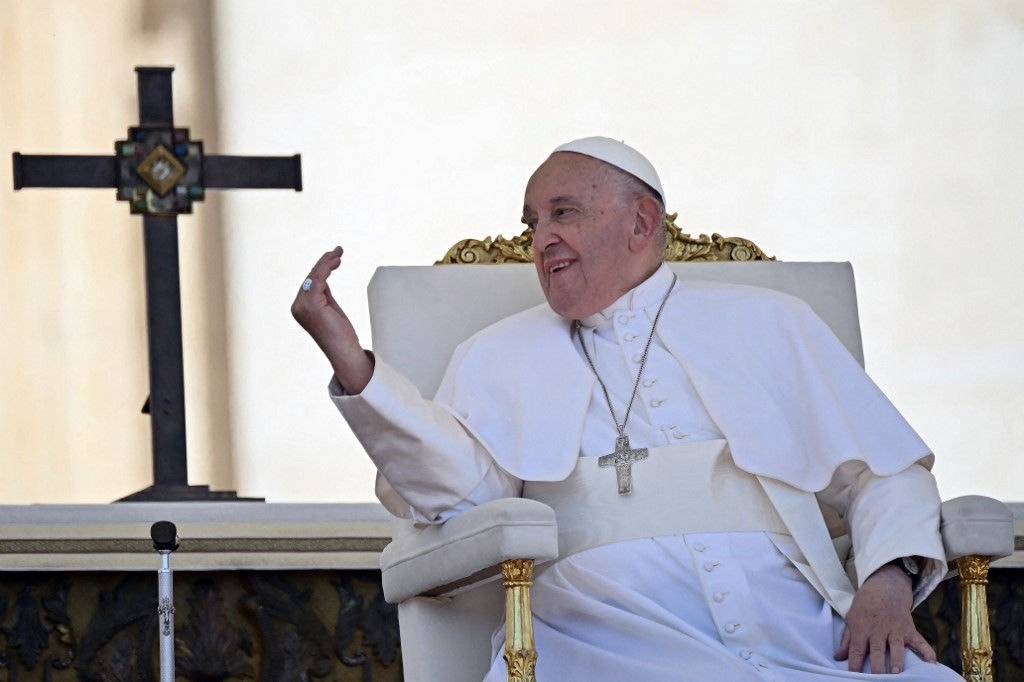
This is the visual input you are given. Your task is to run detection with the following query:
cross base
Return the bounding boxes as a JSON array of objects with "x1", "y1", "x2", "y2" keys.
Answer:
[{"x1": 117, "y1": 485, "x2": 264, "y2": 503}]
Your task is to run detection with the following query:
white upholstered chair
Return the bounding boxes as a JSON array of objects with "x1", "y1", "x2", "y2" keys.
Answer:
[{"x1": 367, "y1": 255, "x2": 1014, "y2": 682}]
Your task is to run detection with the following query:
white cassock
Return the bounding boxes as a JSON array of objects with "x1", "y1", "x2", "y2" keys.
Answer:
[{"x1": 333, "y1": 265, "x2": 963, "y2": 681}]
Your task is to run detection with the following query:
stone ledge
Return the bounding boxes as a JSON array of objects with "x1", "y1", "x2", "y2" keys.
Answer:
[
  {"x1": 0, "y1": 502, "x2": 392, "y2": 571},
  {"x1": 2, "y1": 501, "x2": 1020, "y2": 571},
  {"x1": 993, "y1": 502, "x2": 1024, "y2": 568}
]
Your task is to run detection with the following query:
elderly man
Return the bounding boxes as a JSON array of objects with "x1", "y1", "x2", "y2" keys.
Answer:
[{"x1": 292, "y1": 137, "x2": 962, "y2": 680}]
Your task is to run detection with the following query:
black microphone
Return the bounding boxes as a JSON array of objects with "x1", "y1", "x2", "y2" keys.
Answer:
[{"x1": 150, "y1": 521, "x2": 179, "y2": 552}]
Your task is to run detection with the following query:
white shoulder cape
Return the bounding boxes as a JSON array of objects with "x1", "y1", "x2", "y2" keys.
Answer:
[{"x1": 433, "y1": 280, "x2": 932, "y2": 491}]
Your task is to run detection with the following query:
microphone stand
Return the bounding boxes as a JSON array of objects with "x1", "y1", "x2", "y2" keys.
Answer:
[{"x1": 150, "y1": 521, "x2": 179, "y2": 682}]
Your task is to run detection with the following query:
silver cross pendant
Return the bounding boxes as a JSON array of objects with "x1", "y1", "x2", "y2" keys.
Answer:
[{"x1": 598, "y1": 435, "x2": 649, "y2": 495}]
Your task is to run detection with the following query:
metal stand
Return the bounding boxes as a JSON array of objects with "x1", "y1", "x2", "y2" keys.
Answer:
[{"x1": 151, "y1": 521, "x2": 179, "y2": 682}]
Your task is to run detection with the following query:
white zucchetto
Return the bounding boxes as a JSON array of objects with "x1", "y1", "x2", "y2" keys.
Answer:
[{"x1": 552, "y1": 136, "x2": 665, "y2": 205}]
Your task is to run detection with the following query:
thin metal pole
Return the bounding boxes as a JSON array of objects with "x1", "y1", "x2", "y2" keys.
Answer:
[
  {"x1": 157, "y1": 551, "x2": 175, "y2": 681},
  {"x1": 151, "y1": 521, "x2": 179, "y2": 681}
]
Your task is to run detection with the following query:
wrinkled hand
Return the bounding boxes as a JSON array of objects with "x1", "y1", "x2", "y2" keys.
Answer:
[
  {"x1": 835, "y1": 564, "x2": 936, "y2": 674},
  {"x1": 291, "y1": 246, "x2": 373, "y2": 393}
]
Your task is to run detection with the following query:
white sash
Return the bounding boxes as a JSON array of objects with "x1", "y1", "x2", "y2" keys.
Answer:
[
  {"x1": 522, "y1": 438, "x2": 858, "y2": 615},
  {"x1": 522, "y1": 439, "x2": 787, "y2": 559}
]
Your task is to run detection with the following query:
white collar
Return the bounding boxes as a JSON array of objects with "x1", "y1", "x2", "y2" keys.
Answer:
[{"x1": 578, "y1": 263, "x2": 675, "y2": 329}]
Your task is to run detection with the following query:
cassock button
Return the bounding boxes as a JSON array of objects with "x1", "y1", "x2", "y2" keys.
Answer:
[
  {"x1": 624, "y1": 332, "x2": 638, "y2": 341},
  {"x1": 617, "y1": 314, "x2": 632, "y2": 324},
  {"x1": 643, "y1": 378, "x2": 657, "y2": 387},
  {"x1": 693, "y1": 543, "x2": 709, "y2": 552},
  {"x1": 724, "y1": 622, "x2": 742, "y2": 634},
  {"x1": 632, "y1": 354, "x2": 643, "y2": 363},
  {"x1": 703, "y1": 560, "x2": 720, "y2": 572},
  {"x1": 650, "y1": 398, "x2": 664, "y2": 407},
  {"x1": 739, "y1": 650, "x2": 753, "y2": 660},
  {"x1": 672, "y1": 431, "x2": 688, "y2": 440},
  {"x1": 713, "y1": 591, "x2": 728, "y2": 603}
]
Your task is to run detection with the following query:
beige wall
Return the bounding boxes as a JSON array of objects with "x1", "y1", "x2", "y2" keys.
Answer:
[{"x1": 3, "y1": 1, "x2": 1022, "y2": 504}]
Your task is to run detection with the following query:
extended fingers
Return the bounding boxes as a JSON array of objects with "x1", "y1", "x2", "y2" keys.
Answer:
[
  {"x1": 886, "y1": 635, "x2": 905, "y2": 674},
  {"x1": 841, "y1": 633, "x2": 870, "y2": 673},
  {"x1": 842, "y1": 634, "x2": 890, "y2": 674},
  {"x1": 906, "y1": 632, "x2": 937, "y2": 664},
  {"x1": 838, "y1": 628, "x2": 934, "y2": 674},
  {"x1": 298, "y1": 247, "x2": 343, "y2": 295},
  {"x1": 306, "y1": 246, "x2": 344, "y2": 282}
]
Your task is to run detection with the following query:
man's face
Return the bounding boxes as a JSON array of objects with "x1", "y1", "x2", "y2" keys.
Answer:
[{"x1": 522, "y1": 152, "x2": 641, "y2": 319}]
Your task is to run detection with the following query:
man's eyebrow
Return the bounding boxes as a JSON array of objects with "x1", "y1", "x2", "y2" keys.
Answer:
[{"x1": 523, "y1": 195, "x2": 577, "y2": 215}]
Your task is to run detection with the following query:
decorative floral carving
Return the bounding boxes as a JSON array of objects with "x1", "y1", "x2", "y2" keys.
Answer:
[
  {"x1": 436, "y1": 213, "x2": 775, "y2": 265},
  {"x1": 993, "y1": 579, "x2": 1024, "y2": 667},
  {"x1": 175, "y1": 580, "x2": 254, "y2": 680},
  {"x1": 0, "y1": 571, "x2": 402, "y2": 681},
  {"x1": 8, "y1": 588, "x2": 51, "y2": 669},
  {"x1": 501, "y1": 559, "x2": 535, "y2": 588},
  {"x1": 330, "y1": 574, "x2": 401, "y2": 673},
  {"x1": 75, "y1": 575, "x2": 155, "y2": 681},
  {"x1": 957, "y1": 556, "x2": 992, "y2": 585},
  {"x1": 361, "y1": 588, "x2": 400, "y2": 667},
  {"x1": 0, "y1": 567, "x2": 1015, "y2": 680},
  {"x1": 437, "y1": 231, "x2": 534, "y2": 264},
  {"x1": 962, "y1": 649, "x2": 994, "y2": 681},
  {"x1": 332, "y1": 574, "x2": 368, "y2": 668},
  {"x1": 242, "y1": 572, "x2": 334, "y2": 680},
  {"x1": 503, "y1": 648, "x2": 538, "y2": 682}
]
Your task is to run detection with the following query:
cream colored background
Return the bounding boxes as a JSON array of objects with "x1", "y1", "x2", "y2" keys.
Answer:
[{"x1": 1, "y1": 1, "x2": 1021, "y2": 504}]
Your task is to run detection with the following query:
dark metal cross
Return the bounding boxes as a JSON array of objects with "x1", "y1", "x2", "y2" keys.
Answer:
[
  {"x1": 11, "y1": 66, "x2": 302, "y2": 502},
  {"x1": 598, "y1": 435, "x2": 649, "y2": 495}
]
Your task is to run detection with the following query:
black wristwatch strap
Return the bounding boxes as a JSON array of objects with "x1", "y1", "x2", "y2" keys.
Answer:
[{"x1": 887, "y1": 557, "x2": 919, "y2": 582}]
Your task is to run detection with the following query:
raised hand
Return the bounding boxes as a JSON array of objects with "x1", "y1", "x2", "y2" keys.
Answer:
[{"x1": 291, "y1": 246, "x2": 374, "y2": 393}]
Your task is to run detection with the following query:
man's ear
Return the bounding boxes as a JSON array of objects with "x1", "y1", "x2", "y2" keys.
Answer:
[{"x1": 629, "y1": 196, "x2": 662, "y2": 252}]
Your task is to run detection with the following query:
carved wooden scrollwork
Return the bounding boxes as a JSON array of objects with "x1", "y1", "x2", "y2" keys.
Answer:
[
  {"x1": 0, "y1": 570, "x2": 402, "y2": 681},
  {"x1": 436, "y1": 213, "x2": 775, "y2": 264}
]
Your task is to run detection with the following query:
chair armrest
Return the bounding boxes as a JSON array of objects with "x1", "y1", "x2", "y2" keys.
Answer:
[
  {"x1": 380, "y1": 497, "x2": 559, "y2": 603},
  {"x1": 940, "y1": 495, "x2": 1014, "y2": 561}
]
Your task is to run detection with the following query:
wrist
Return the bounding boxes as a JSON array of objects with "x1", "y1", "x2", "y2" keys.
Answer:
[{"x1": 885, "y1": 557, "x2": 920, "y2": 587}]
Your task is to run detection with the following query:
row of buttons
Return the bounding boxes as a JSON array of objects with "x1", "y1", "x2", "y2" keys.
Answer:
[
  {"x1": 687, "y1": 536, "x2": 774, "y2": 676},
  {"x1": 603, "y1": 306, "x2": 717, "y2": 443}
]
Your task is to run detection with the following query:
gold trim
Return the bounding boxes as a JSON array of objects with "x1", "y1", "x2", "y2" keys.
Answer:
[
  {"x1": 436, "y1": 213, "x2": 774, "y2": 264},
  {"x1": 502, "y1": 559, "x2": 537, "y2": 682},
  {"x1": 136, "y1": 144, "x2": 185, "y2": 196},
  {"x1": 956, "y1": 555, "x2": 994, "y2": 682}
]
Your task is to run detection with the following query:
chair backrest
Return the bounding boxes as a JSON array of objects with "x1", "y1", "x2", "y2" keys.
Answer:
[
  {"x1": 369, "y1": 261, "x2": 863, "y2": 398},
  {"x1": 366, "y1": 260, "x2": 864, "y2": 682}
]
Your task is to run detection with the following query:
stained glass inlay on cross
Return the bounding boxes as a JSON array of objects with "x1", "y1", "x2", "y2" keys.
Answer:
[{"x1": 117, "y1": 127, "x2": 204, "y2": 215}]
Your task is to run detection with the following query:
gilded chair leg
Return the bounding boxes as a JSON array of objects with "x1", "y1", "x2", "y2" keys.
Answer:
[
  {"x1": 957, "y1": 555, "x2": 995, "y2": 682},
  {"x1": 502, "y1": 558, "x2": 538, "y2": 682}
]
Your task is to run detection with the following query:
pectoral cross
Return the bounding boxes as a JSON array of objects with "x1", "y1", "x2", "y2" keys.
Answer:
[{"x1": 598, "y1": 435, "x2": 649, "y2": 495}]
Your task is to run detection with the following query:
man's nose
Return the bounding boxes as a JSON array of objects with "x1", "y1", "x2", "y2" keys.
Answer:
[{"x1": 532, "y1": 219, "x2": 559, "y2": 251}]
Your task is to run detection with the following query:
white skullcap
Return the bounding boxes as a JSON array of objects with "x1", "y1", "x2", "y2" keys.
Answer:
[{"x1": 552, "y1": 136, "x2": 664, "y2": 205}]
